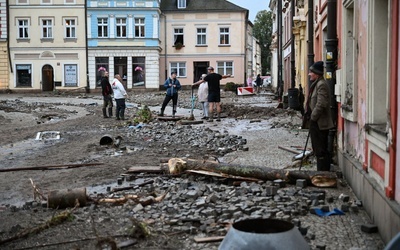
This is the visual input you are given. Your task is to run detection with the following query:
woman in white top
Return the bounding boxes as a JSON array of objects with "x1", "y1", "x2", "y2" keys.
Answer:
[
  {"x1": 111, "y1": 74, "x2": 128, "y2": 120},
  {"x1": 197, "y1": 74, "x2": 209, "y2": 119}
]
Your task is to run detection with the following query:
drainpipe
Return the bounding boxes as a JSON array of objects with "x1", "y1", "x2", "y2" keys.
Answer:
[
  {"x1": 162, "y1": 12, "x2": 167, "y2": 85},
  {"x1": 387, "y1": 0, "x2": 398, "y2": 200},
  {"x1": 6, "y1": 0, "x2": 12, "y2": 79},
  {"x1": 84, "y1": 0, "x2": 90, "y2": 93},
  {"x1": 307, "y1": 0, "x2": 314, "y2": 83},
  {"x1": 290, "y1": 0, "x2": 295, "y2": 89},
  {"x1": 325, "y1": 0, "x2": 338, "y2": 160},
  {"x1": 277, "y1": 0, "x2": 283, "y2": 100}
]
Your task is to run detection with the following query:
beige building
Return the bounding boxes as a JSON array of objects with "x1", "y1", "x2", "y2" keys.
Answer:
[
  {"x1": 159, "y1": 0, "x2": 250, "y2": 87},
  {"x1": 8, "y1": 0, "x2": 87, "y2": 92}
]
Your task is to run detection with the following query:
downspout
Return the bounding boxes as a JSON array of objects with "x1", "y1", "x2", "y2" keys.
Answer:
[
  {"x1": 85, "y1": 0, "x2": 90, "y2": 93},
  {"x1": 244, "y1": 18, "x2": 248, "y2": 85},
  {"x1": 387, "y1": 0, "x2": 398, "y2": 200},
  {"x1": 290, "y1": 0, "x2": 295, "y2": 89},
  {"x1": 162, "y1": 13, "x2": 167, "y2": 83},
  {"x1": 277, "y1": 0, "x2": 283, "y2": 100},
  {"x1": 326, "y1": 0, "x2": 338, "y2": 161},
  {"x1": 307, "y1": 0, "x2": 314, "y2": 82},
  {"x1": 7, "y1": 0, "x2": 12, "y2": 79}
]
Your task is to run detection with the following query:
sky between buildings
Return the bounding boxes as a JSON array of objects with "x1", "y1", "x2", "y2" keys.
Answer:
[{"x1": 228, "y1": 0, "x2": 271, "y2": 23}]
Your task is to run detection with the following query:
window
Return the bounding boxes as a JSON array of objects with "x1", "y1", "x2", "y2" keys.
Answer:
[
  {"x1": 17, "y1": 19, "x2": 29, "y2": 39},
  {"x1": 174, "y1": 28, "x2": 184, "y2": 46},
  {"x1": 41, "y1": 19, "x2": 53, "y2": 39},
  {"x1": 134, "y1": 18, "x2": 145, "y2": 38},
  {"x1": 177, "y1": 0, "x2": 186, "y2": 8},
  {"x1": 217, "y1": 61, "x2": 233, "y2": 75},
  {"x1": 196, "y1": 28, "x2": 206, "y2": 45},
  {"x1": 16, "y1": 64, "x2": 32, "y2": 87},
  {"x1": 65, "y1": 18, "x2": 76, "y2": 38},
  {"x1": 65, "y1": 0, "x2": 75, "y2": 3},
  {"x1": 341, "y1": 0, "x2": 357, "y2": 121},
  {"x1": 219, "y1": 27, "x2": 230, "y2": 45},
  {"x1": 41, "y1": 0, "x2": 51, "y2": 4},
  {"x1": 96, "y1": 57, "x2": 109, "y2": 87},
  {"x1": 98, "y1": 18, "x2": 108, "y2": 38},
  {"x1": 64, "y1": 64, "x2": 78, "y2": 87},
  {"x1": 116, "y1": 18, "x2": 127, "y2": 38},
  {"x1": 17, "y1": 0, "x2": 28, "y2": 4},
  {"x1": 132, "y1": 57, "x2": 145, "y2": 87},
  {"x1": 170, "y1": 62, "x2": 186, "y2": 77}
]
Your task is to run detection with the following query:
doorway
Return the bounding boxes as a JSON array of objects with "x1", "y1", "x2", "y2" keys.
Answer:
[
  {"x1": 193, "y1": 61, "x2": 209, "y2": 82},
  {"x1": 42, "y1": 65, "x2": 54, "y2": 91},
  {"x1": 114, "y1": 57, "x2": 127, "y2": 89}
]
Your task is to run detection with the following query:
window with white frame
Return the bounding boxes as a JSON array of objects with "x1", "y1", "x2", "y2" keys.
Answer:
[
  {"x1": 174, "y1": 28, "x2": 184, "y2": 46},
  {"x1": 170, "y1": 62, "x2": 186, "y2": 77},
  {"x1": 177, "y1": 0, "x2": 186, "y2": 8},
  {"x1": 196, "y1": 28, "x2": 206, "y2": 45},
  {"x1": 367, "y1": 0, "x2": 389, "y2": 128},
  {"x1": 341, "y1": 0, "x2": 357, "y2": 121},
  {"x1": 217, "y1": 61, "x2": 233, "y2": 75},
  {"x1": 64, "y1": 18, "x2": 77, "y2": 38},
  {"x1": 41, "y1": 19, "x2": 53, "y2": 39},
  {"x1": 134, "y1": 18, "x2": 145, "y2": 38},
  {"x1": 116, "y1": 18, "x2": 127, "y2": 38},
  {"x1": 98, "y1": 18, "x2": 108, "y2": 38},
  {"x1": 17, "y1": 19, "x2": 29, "y2": 39},
  {"x1": 219, "y1": 27, "x2": 230, "y2": 45},
  {"x1": 16, "y1": 64, "x2": 32, "y2": 87}
]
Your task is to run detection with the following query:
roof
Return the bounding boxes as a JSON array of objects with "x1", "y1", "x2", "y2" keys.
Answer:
[{"x1": 160, "y1": 0, "x2": 248, "y2": 15}]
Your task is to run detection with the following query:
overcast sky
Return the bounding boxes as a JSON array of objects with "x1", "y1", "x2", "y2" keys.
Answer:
[{"x1": 228, "y1": 0, "x2": 271, "y2": 22}]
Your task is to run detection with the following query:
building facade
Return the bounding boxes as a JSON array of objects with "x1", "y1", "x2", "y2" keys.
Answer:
[
  {"x1": 0, "y1": 0, "x2": 8, "y2": 91},
  {"x1": 159, "y1": 0, "x2": 250, "y2": 86},
  {"x1": 8, "y1": 0, "x2": 87, "y2": 92},
  {"x1": 87, "y1": 0, "x2": 161, "y2": 91}
]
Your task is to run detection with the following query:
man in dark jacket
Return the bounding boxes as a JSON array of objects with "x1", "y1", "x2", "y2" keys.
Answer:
[
  {"x1": 306, "y1": 61, "x2": 334, "y2": 171},
  {"x1": 160, "y1": 72, "x2": 181, "y2": 117},
  {"x1": 101, "y1": 71, "x2": 113, "y2": 118}
]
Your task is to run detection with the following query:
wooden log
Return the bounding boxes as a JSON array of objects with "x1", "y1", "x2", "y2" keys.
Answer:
[
  {"x1": 0, "y1": 163, "x2": 104, "y2": 173},
  {"x1": 47, "y1": 187, "x2": 87, "y2": 209},
  {"x1": 168, "y1": 158, "x2": 337, "y2": 187}
]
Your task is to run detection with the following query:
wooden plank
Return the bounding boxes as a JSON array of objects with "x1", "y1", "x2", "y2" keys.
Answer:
[
  {"x1": 278, "y1": 145, "x2": 302, "y2": 154},
  {"x1": 126, "y1": 166, "x2": 164, "y2": 173},
  {"x1": 194, "y1": 236, "x2": 225, "y2": 243}
]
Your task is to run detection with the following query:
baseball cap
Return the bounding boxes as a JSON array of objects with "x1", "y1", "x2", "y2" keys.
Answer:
[{"x1": 207, "y1": 66, "x2": 214, "y2": 70}]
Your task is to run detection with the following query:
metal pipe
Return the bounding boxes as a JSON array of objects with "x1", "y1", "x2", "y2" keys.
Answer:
[
  {"x1": 85, "y1": 0, "x2": 90, "y2": 93},
  {"x1": 291, "y1": 0, "x2": 296, "y2": 89},
  {"x1": 325, "y1": 0, "x2": 338, "y2": 158},
  {"x1": 307, "y1": 0, "x2": 314, "y2": 88},
  {"x1": 277, "y1": 0, "x2": 283, "y2": 100}
]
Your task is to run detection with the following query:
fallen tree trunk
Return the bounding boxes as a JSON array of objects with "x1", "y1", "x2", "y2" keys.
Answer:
[
  {"x1": 47, "y1": 187, "x2": 87, "y2": 209},
  {"x1": 168, "y1": 158, "x2": 337, "y2": 187}
]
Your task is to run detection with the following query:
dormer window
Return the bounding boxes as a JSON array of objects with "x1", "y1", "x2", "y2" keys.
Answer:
[{"x1": 177, "y1": 0, "x2": 186, "y2": 9}]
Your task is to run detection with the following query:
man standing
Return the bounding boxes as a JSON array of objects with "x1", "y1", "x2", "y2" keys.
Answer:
[
  {"x1": 160, "y1": 72, "x2": 181, "y2": 117},
  {"x1": 306, "y1": 61, "x2": 334, "y2": 171},
  {"x1": 192, "y1": 66, "x2": 231, "y2": 122},
  {"x1": 111, "y1": 74, "x2": 128, "y2": 120},
  {"x1": 101, "y1": 71, "x2": 113, "y2": 118}
]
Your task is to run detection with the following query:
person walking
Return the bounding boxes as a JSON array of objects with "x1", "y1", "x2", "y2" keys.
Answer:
[
  {"x1": 160, "y1": 71, "x2": 181, "y2": 117},
  {"x1": 255, "y1": 74, "x2": 262, "y2": 93},
  {"x1": 101, "y1": 71, "x2": 113, "y2": 118},
  {"x1": 197, "y1": 74, "x2": 209, "y2": 119},
  {"x1": 192, "y1": 66, "x2": 231, "y2": 122},
  {"x1": 111, "y1": 74, "x2": 128, "y2": 120},
  {"x1": 305, "y1": 61, "x2": 334, "y2": 171}
]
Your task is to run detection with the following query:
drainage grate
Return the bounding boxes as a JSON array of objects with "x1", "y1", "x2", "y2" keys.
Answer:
[{"x1": 35, "y1": 131, "x2": 61, "y2": 140}]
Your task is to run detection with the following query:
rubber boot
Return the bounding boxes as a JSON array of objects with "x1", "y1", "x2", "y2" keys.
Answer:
[
  {"x1": 102, "y1": 108, "x2": 109, "y2": 118},
  {"x1": 159, "y1": 108, "x2": 164, "y2": 117},
  {"x1": 172, "y1": 105, "x2": 177, "y2": 118},
  {"x1": 120, "y1": 109, "x2": 125, "y2": 120},
  {"x1": 108, "y1": 107, "x2": 113, "y2": 118},
  {"x1": 317, "y1": 157, "x2": 330, "y2": 171}
]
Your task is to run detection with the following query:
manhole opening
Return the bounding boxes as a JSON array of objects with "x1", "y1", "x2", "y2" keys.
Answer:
[{"x1": 233, "y1": 219, "x2": 294, "y2": 234}]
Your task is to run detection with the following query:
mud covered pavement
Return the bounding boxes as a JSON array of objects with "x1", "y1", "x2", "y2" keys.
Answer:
[{"x1": 0, "y1": 90, "x2": 384, "y2": 249}]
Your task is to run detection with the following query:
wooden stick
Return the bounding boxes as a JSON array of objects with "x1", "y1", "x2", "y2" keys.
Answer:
[
  {"x1": 111, "y1": 180, "x2": 154, "y2": 192},
  {"x1": 0, "y1": 163, "x2": 104, "y2": 173},
  {"x1": 30, "y1": 178, "x2": 47, "y2": 201},
  {"x1": 278, "y1": 145, "x2": 301, "y2": 154}
]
